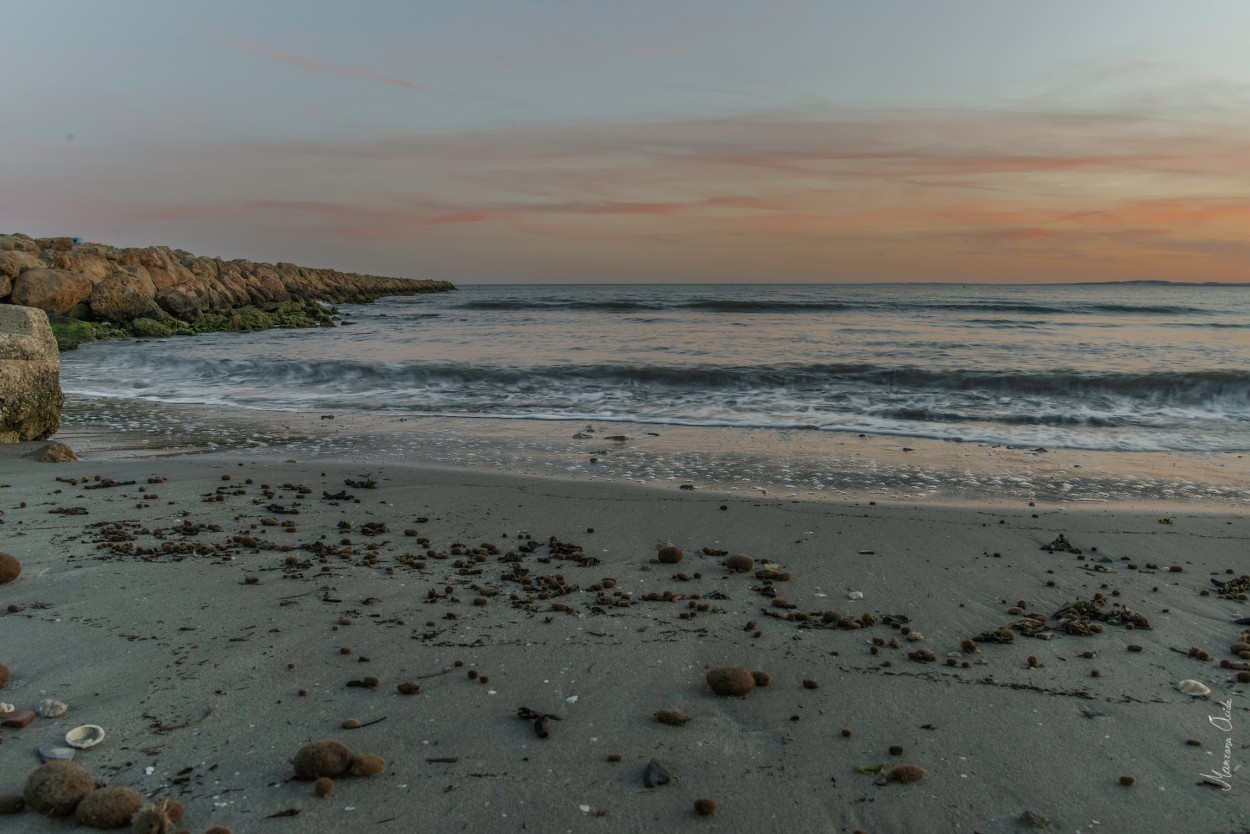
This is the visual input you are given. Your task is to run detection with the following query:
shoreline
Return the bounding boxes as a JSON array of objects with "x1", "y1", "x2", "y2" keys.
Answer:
[
  {"x1": 56, "y1": 395, "x2": 1250, "y2": 510},
  {"x1": 0, "y1": 447, "x2": 1246, "y2": 831}
]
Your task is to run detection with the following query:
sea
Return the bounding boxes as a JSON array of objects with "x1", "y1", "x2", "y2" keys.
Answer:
[{"x1": 57, "y1": 283, "x2": 1250, "y2": 505}]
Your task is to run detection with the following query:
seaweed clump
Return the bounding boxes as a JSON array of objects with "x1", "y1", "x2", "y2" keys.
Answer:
[
  {"x1": 1052, "y1": 594, "x2": 1150, "y2": 635},
  {"x1": 23, "y1": 761, "x2": 96, "y2": 816}
]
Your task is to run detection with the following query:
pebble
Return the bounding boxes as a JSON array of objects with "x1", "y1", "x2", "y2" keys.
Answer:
[
  {"x1": 693, "y1": 798, "x2": 717, "y2": 816},
  {"x1": 643, "y1": 759, "x2": 672, "y2": 788},
  {"x1": 654, "y1": 708, "x2": 689, "y2": 726},
  {"x1": 38, "y1": 746, "x2": 75, "y2": 762}
]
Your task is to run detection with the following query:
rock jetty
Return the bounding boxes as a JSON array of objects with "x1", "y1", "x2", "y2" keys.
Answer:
[{"x1": 0, "y1": 233, "x2": 454, "y2": 343}]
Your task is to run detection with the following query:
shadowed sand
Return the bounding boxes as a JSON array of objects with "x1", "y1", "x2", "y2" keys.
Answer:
[{"x1": 0, "y1": 449, "x2": 1247, "y2": 832}]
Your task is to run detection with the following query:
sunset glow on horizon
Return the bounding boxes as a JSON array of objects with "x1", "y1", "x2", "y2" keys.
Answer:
[{"x1": 3, "y1": 1, "x2": 1249, "y2": 283}]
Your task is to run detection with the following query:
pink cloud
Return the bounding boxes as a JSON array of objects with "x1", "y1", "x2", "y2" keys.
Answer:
[{"x1": 226, "y1": 36, "x2": 423, "y2": 91}]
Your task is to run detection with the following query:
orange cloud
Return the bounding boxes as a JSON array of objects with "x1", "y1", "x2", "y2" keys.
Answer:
[
  {"x1": 226, "y1": 36, "x2": 423, "y2": 91},
  {"x1": 26, "y1": 101, "x2": 1250, "y2": 282}
]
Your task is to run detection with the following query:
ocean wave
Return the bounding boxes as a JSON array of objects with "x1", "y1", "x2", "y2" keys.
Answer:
[
  {"x1": 452, "y1": 298, "x2": 1212, "y2": 316},
  {"x1": 64, "y1": 355, "x2": 1250, "y2": 410}
]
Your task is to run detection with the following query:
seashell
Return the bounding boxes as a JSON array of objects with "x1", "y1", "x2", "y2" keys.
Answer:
[
  {"x1": 0, "y1": 702, "x2": 15, "y2": 713},
  {"x1": 847, "y1": 591, "x2": 864, "y2": 600},
  {"x1": 1178, "y1": 679, "x2": 1211, "y2": 696},
  {"x1": 65, "y1": 724, "x2": 106, "y2": 749},
  {"x1": 37, "y1": 699, "x2": 68, "y2": 718}
]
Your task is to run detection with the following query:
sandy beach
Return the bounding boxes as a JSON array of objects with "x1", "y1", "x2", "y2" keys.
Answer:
[{"x1": 1, "y1": 440, "x2": 1247, "y2": 833}]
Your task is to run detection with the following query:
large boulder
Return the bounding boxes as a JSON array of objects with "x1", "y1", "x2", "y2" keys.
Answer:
[
  {"x1": 0, "y1": 306, "x2": 64, "y2": 441},
  {"x1": 45, "y1": 250, "x2": 114, "y2": 283},
  {"x1": 0, "y1": 234, "x2": 40, "y2": 253},
  {"x1": 11, "y1": 268, "x2": 94, "y2": 316},
  {"x1": 155, "y1": 284, "x2": 206, "y2": 320},
  {"x1": 35, "y1": 237, "x2": 75, "y2": 253},
  {"x1": 0, "y1": 250, "x2": 44, "y2": 280},
  {"x1": 89, "y1": 267, "x2": 164, "y2": 322}
]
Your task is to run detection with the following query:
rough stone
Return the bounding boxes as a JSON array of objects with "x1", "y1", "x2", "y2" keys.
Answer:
[
  {"x1": 0, "y1": 250, "x2": 43, "y2": 280},
  {"x1": 35, "y1": 237, "x2": 75, "y2": 252},
  {"x1": 0, "y1": 306, "x2": 63, "y2": 440},
  {"x1": 45, "y1": 250, "x2": 115, "y2": 282},
  {"x1": 154, "y1": 285, "x2": 205, "y2": 320},
  {"x1": 89, "y1": 268, "x2": 164, "y2": 323},
  {"x1": 26, "y1": 441, "x2": 77, "y2": 462},
  {"x1": 11, "y1": 269, "x2": 93, "y2": 315},
  {"x1": 0, "y1": 234, "x2": 41, "y2": 253}
]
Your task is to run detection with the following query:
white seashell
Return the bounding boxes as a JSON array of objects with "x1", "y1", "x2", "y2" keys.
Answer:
[
  {"x1": 1179, "y1": 679, "x2": 1211, "y2": 696},
  {"x1": 37, "y1": 699, "x2": 68, "y2": 718},
  {"x1": 65, "y1": 724, "x2": 106, "y2": 749},
  {"x1": 847, "y1": 590, "x2": 864, "y2": 600},
  {"x1": 0, "y1": 702, "x2": 15, "y2": 713}
]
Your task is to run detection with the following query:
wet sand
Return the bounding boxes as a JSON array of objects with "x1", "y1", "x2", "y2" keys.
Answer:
[
  {"x1": 0, "y1": 446, "x2": 1247, "y2": 833},
  {"x1": 57, "y1": 397, "x2": 1250, "y2": 508}
]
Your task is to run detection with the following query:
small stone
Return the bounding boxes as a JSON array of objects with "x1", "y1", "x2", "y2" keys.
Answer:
[
  {"x1": 1119, "y1": 775, "x2": 1135, "y2": 786},
  {"x1": 724, "y1": 554, "x2": 754, "y2": 573},
  {"x1": 657, "y1": 545, "x2": 684, "y2": 564},
  {"x1": 654, "y1": 708, "x2": 689, "y2": 726},
  {"x1": 693, "y1": 797, "x2": 717, "y2": 816},
  {"x1": 0, "y1": 553, "x2": 20, "y2": 585},
  {"x1": 1019, "y1": 809, "x2": 1051, "y2": 829},
  {"x1": 643, "y1": 759, "x2": 672, "y2": 788},
  {"x1": 706, "y1": 667, "x2": 755, "y2": 697},
  {"x1": 314, "y1": 777, "x2": 334, "y2": 797}
]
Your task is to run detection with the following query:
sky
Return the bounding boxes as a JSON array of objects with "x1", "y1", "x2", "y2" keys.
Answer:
[{"x1": 3, "y1": 1, "x2": 1249, "y2": 284}]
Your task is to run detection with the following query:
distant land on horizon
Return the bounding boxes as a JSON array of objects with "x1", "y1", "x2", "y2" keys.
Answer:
[
  {"x1": 459, "y1": 279, "x2": 1250, "y2": 287},
  {"x1": 1071, "y1": 279, "x2": 1249, "y2": 287}
]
